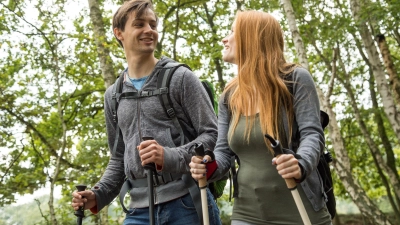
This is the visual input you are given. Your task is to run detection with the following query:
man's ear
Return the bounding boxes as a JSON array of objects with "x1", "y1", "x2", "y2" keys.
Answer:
[{"x1": 113, "y1": 28, "x2": 123, "y2": 41}]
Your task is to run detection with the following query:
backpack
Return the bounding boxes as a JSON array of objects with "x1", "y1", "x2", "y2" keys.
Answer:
[
  {"x1": 111, "y1": 62, "x2": 227, "y2": 210},
  {"x1": 229, "y1": 71, "x2": 336, "y2": 219},
  {"x1": 151, "y1": 62, "x2": 226, "y2": 200},
  {"x1": 285, "y1": 72, "x2": 336, "y2": 219},
  {"x1": 291, "y1": 110, "x2": 336, "y2": 219}
]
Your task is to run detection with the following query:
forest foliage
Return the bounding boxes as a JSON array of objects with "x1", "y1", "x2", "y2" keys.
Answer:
[{"x1": 0, "y1": 0, "x2": 399, "y2": 224}]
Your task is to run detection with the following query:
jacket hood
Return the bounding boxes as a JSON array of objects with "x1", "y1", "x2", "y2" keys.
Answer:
[{"x1": 154, "y1": 56, "x2": 176, "y2": 70}]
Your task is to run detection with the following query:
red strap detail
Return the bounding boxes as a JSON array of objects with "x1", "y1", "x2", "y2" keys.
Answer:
[
  {"x1": 90, "y1": 206, "x2": 98, "y2": 214},
  {"x1": 156, "y1": 164, "x2": 163, "y2": 171},
  {"x1": 206, "y1": 160, "x2": 218, "y2": 180}
]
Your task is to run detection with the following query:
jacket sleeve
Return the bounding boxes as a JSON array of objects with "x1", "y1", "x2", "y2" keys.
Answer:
[
  {"x1": 161, "y1": 68, "x2": 218, "y2": 173},
  {"x1": 207, "y1": 93, "x2": 236, "y2": 182},
  {"x1": 292, "y1": 68, "x2": 325, "y2": 180},
  {"x1": 91, "y1": 83, "x2": 126, "y2": 212}
]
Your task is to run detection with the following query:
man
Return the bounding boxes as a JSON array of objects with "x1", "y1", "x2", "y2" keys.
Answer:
[{"x1": 71, "y1": 1, "x2": 220, "y2": 224}]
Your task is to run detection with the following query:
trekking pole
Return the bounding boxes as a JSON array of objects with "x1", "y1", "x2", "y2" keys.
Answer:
[
  {"x1": 264, "y1": 134, "x2": 311, "y2": 225},
  {"x1": 194, "y1": 143, "x2": 210, "y2": 225},
  {"x1": 74, "y1": 184, "x2": 87, "y2": 225},
  {"x1": 142, "y1": 137, "x2": 156, "y2": 225}
]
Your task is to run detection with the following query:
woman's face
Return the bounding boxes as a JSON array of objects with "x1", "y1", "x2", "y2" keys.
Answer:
[{"x1": 222, "y1": 21, "x2": 236, "y2": 64}]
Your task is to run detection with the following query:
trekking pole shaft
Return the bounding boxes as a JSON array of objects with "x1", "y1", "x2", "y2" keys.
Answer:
[
  {"x1": 289, "y1": 185, "x2": 311, "y2": 225},
  {"x1": 194, "y1": 143, "x2": 209, "y2": 225},
  {"x1": 196, "y1": 156, "x2": 210, "y2": 225},
  {"x1": 281, "y1": 170, "x2": 311, "y2": 225},
  {"x1": 141, "y1": 136, "x2": 156, "y2": 225},
  {"x1": 264, "y1": 134, "x2": 311, "y2": 225},
  {"x1": 147, "y1": 169, "x2": 155, "y2": 225}
]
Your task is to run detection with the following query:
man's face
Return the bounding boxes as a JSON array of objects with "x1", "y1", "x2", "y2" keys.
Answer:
[{"x1": 117, "y1": 8, "x2": 158, "y2": 55}]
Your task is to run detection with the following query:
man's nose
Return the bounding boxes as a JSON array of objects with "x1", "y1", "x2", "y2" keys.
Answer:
[{"x1": 143, "y1": 23, "x2": 153, "y2": 32}]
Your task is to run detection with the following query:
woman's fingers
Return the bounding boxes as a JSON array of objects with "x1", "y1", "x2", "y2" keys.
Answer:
[{"x1": 190, "y1": 156, "x2": 207, "y2": 180}]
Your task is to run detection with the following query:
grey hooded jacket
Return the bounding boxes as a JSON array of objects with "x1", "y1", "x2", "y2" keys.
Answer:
[
  {"x1": 91, "y1": 56, "x2": 218, "y2": 211},
  {"x1": 209, "y1": 67, "x2": 327, "y2": 213}
]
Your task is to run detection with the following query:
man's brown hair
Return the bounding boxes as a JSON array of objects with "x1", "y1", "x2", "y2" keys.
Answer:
[{"x1": 112, "y1": 0, "x2": 158, "y2": 47}]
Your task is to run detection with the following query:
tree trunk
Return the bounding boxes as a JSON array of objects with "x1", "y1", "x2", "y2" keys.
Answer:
[
  {"x1": 348, "y1": 25, "x2": 400, "y2": 209},
  {"x1": 338, "y1": 52, "x2": 400, "y2": 213},
  {"x1": 49, "y1": 45, "x2": 66, "y2": 225},
  {"x1": 202, "y1": 2, "x2": 225, "y2": 91},
  {"x1": 326, "y1": 99, "x2": 392, "y2": 225},
  {"x1": 369, "y1": 74, "x2": 400, "y2": 221},
  {"x1": 338, "y1": 49, "x2": 400, "y2": 198},
  {"x1": 376, "y1": 34, "x2": 400, "y2": 106},
  {"x1": 280, "y1": 0, "x2": 394, "y2": 224},
  {"x1": 86, "y1": 0, "x2": 113, "y2": 224},
  {"x1": 172, "y1": 0, "x2": 181, "y2": 60},
  {"x1": 392, "y1": 29, "x2": 400, "y2": 47},
  {"x1": 349, "y1": 0, "x2": 400, "y2": 143},
  {"x1": 88, "y1": 0, "x2": 116, "y2": 89},
  {"x1": 279, "y1": 0, "x2": 309, "y2": 71},
  {"x1": 333, "y1": 214, "x2": 341, "y2": 225}
]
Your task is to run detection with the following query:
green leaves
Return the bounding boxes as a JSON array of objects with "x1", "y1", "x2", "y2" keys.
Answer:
[{"x1": 1, "y1": 0, "x2": 400, "y2": 223}]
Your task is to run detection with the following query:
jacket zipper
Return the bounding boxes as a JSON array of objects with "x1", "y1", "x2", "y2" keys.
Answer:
[{"x1": 137, "y1": 97, "x2": 158, "y2": 205}]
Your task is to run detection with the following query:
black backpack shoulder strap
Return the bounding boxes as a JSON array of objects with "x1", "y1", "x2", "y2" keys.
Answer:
[
  {"x1": 157, "y1": 62, "x2": 191, "y2": 146},
  {"x1": 156, "y1": 62, "x2": 205, "y2": 223},
  {"x1": 282, "y1": 72, "x2": 298, "y2": 150},
  {"x1": 111, "y1": 71, "x2": 124, "y2": 156},
  {"x1": 201, "y1": 80, "x2": 215, "y2": 109},
  {"x1": 284, "y1": 70, "x2": 329, "y2": 150},
  {"x1": 112, "y1": 72, "x2": 124, "y2": 122}
]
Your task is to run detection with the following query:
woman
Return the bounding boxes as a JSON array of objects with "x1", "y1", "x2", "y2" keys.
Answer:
[{"x1": 189, "y1": 10, "x2": 332, "y2": 225}]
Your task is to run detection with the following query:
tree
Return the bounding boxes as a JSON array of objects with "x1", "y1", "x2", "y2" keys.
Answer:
[
  {"x1": 279, "y1": 0, "x2": 399, "y2": 224},
  {"x1": 1, "y1": 0, "x2": 399, "y2": 225}
]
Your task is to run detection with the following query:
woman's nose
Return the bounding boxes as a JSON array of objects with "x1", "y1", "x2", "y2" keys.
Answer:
[{"x1": 222, "y1": 38, "x2": 227, "y2": 44}]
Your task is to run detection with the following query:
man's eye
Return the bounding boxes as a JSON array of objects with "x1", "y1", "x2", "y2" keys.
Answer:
[{"x1": 134, "y1": 23, "x2": 143, "y2": 27}]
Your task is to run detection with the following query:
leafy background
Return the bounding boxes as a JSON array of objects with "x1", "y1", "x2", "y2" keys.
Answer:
[{"x1": 0, "y1": 0, "x2": 399, "y2": 224}]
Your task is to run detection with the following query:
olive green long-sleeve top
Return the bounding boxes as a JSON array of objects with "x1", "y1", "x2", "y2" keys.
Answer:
[{"x1": 229, "y1": 115, "x2": 331, "y2": 224}]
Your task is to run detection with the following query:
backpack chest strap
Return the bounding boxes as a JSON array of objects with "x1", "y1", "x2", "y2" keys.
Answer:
[{"x1": 116, "y1": 87, "x2": 169, "y2": 100}]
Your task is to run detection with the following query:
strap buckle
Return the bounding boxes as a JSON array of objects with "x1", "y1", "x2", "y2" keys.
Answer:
[
  {"x1": 140, "y1": 91, "x2": 152, "y2": 97},
  {"x1": 166, "y1": 108, "x2": 175, "y2": 118},
  {"x1": 159, "y1": 87, "x2": 168, "y2": 94},
  {"x1": 152, "y1": 174, "x2": 162, "y2": 187}
]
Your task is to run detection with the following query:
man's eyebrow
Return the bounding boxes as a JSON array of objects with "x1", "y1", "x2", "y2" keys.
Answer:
[{"x1": 132, "y1": 18, "x2": 157, "y2": 23}]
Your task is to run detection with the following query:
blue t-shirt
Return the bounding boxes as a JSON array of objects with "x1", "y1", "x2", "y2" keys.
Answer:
[{"x1": 128, "y1": 75, "x2": 148, "y2": 90}]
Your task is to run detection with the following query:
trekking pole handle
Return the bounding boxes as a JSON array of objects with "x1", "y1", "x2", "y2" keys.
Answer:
[
  {"x1": 194, "y1": 143, "x2": 207, "y2": 188},
  {"x1": 264, "y1": 134, "x2": 297, "y2": 189},
  {"x1": 141, "y1": 137, "x2": 156, "y2": 171},
  {"x1": 74, "y1": 184, "x2": 87, "y2": 225}
]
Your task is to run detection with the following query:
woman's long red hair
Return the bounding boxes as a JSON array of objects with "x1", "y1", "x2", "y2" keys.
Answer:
[{"x1": 224, "y1": 11, "x2": 296, "y2": 152}]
